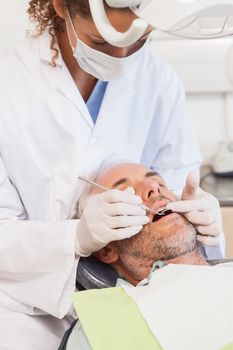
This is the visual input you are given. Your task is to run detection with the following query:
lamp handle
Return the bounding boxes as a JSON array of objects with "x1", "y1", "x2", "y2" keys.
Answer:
[{"x1": 89, "y1": 0, "x2": 148, "y2": 47}]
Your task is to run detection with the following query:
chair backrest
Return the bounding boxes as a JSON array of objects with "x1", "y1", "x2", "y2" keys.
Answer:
[{"x1": 207, "y1": 258, "x2": 233, "y2": 266}]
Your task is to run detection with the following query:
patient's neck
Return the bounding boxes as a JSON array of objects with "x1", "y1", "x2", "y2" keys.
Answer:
[
  {"x1": 115, "y1": 248, "x2": 209, "y2": 287},
  {"x1": 165, "y1": 247, "x2": 209, "y2": 266}
]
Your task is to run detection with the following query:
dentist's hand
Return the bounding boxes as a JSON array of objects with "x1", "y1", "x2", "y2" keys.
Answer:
[
  {"x1": 75, "y1": 187, "x2": 149, "y2": 257},
  {"x1": 166, "y1": 172, "x2": 222, "y2": 247}
]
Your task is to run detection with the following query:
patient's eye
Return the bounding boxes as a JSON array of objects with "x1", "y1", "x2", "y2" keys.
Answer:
[
  {"x1": 154, "y1": 176, "x2": 167, "y2": 189},
  {"x1": 111, "y1": 178, "x2": 132, "y2": 190},
  {"x1": 149, "y1": 175, "x2": 167, "y2": 189},
  {"x1": 116, "y1": 184, "x2": 134, "y2": 192}
]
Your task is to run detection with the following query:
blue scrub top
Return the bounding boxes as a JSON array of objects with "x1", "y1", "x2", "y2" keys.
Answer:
[{"x1": 86, "y1": 80, "x2": 108, "y2": 124}]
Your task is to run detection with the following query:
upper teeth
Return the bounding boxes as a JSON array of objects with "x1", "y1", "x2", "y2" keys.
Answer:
[{"x1": 157, "y1": 207, "x2": 166, "y2": 213}]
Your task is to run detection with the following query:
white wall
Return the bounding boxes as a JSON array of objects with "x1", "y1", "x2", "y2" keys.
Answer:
[
  {"x1": 0, "y1": 1, "x2": 230, "y2": 163},
  {"x1": 149, "y1": 33, "x2": 233, "y2": 162},
  {"x1": 0, "y1": 0, "x2": 29, "y2": 52}
]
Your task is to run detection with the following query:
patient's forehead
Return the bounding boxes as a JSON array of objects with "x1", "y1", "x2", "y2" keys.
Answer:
[{"x1": 96, "y1": 163, "x2": 156, "y2": 187}]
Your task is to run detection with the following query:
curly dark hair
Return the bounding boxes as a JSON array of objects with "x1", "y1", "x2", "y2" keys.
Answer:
[{"x1": 27, "y1": 0, "x2": 97, "y2": 66}]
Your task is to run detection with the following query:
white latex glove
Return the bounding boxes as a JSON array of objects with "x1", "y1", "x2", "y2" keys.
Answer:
[
  {"x1": 75, "y1": 187, "x2": 149, "y2": 257},
  {"x1": 166, "y1": 172, "x2": 223, "y2": 247}
]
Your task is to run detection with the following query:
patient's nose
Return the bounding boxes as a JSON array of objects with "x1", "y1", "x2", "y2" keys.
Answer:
[{"x1": 140, "y1": 181, "x2": 160, "y2": 202}]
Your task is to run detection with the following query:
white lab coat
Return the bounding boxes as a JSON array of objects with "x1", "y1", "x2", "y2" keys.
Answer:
[{"x1": 0, "y1": 32, "x2": 205, "y2": 349}]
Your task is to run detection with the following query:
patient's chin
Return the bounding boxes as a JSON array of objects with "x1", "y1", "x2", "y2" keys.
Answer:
[
  {"x1": 142, "y1": 213, "x2": 197, "y2": 261},
  {"x1": 112, "y1": 213, "x2": 197, "y2": 285}
]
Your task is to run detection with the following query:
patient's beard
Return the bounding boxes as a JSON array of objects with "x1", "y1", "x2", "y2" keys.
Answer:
[
  {"x1": 112, "y1": 214, "x2": 198, "y2": 284},
  {"x1": 144, "y1": 215, "x2": 197, "y2": 261}
]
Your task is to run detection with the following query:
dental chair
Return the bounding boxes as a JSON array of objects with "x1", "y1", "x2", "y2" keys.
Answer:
[
  {"x1": 58, "y1": 256, "x2": 120, "y2": 350},
  {"x1": 59, "y1": 256, "x2": 233, "y2": 350},
  {"x1": 76, "y1": 255, "x2": 120, "y2": 290}
]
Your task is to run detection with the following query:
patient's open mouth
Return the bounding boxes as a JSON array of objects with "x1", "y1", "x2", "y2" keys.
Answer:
[{"x1": 152, "y1": 209, "x2": 173, "y2": 222}]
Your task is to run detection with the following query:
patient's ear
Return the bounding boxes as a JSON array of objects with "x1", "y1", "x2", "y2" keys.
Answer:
[{"x1": 94, "y1": 245, "x2": 119, "y2": 264}]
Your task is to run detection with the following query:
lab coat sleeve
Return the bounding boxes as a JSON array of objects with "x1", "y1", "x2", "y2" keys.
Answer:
[{"x1": 0, "y1": 156, "x2": 79, "y2": 319}]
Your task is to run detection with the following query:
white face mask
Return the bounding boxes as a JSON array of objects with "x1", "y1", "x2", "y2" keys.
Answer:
[{"x1": 66, "y1": 12, "x2": 147, "y2": 81}]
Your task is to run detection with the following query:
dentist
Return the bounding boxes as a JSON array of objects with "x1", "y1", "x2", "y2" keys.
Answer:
[{"x1": 0, "y1": 0, "x2": 224, "y2": 349}]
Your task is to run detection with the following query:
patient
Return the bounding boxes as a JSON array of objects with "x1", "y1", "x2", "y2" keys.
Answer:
[
  {"x1": 78, "y1": 163, "x2": 209, "y2": 286},
  {"x1": 62, "y1": 163, "x2": 232, "y2": 350}
]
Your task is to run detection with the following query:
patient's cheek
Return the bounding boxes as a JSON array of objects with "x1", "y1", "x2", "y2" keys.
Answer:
[
  {"x1": 136, "y1": 224, "x2": 155, "y2": 249},
  {"x1": 165, "y1": 189, "x2": 176, "y2": 201}
]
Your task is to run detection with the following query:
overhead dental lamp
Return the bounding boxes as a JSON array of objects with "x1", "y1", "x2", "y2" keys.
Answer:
[{"x1": 89, "y1": 0, "x2": 233, "y2": 47}]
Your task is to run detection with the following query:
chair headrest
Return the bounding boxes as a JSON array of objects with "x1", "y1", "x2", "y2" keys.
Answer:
[{"x1": 76, "y1": 255, "x2": 120, "y2": 290}]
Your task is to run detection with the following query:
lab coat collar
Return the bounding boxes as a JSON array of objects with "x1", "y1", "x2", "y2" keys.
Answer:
[
  {"x1": 38, "y1": 31, "x2": 63, "y2": 67},
  {"x1": 38, "y1": 32, "x2": 93, "y2": 127},
  {"x1": 54, "y1": 63, "x2": 94, "y2": 128}
]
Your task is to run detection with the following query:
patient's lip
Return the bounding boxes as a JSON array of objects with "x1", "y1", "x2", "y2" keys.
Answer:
[
  {"x1": 149, "y1": 199, "x2": 171, "y2": 217},
  {"x1": 152, "y1": 209, "x2": 173, "y2": 223},
  {"x1": 155, "y1": 198, "x2": 170, "y2": 210}
]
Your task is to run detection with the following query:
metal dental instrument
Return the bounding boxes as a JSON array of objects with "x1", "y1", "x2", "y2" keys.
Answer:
[
  {"x1": 79, "y1": 176, "x2": 111, "y2": 192},
  {"x1": 78, "y1": 175, "x2": 160, "y2": 215}
]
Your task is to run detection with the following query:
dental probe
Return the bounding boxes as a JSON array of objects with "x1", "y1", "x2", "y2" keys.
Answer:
[{"x1": 78, "y1": 176, "x2": 159, "y2": 215}]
